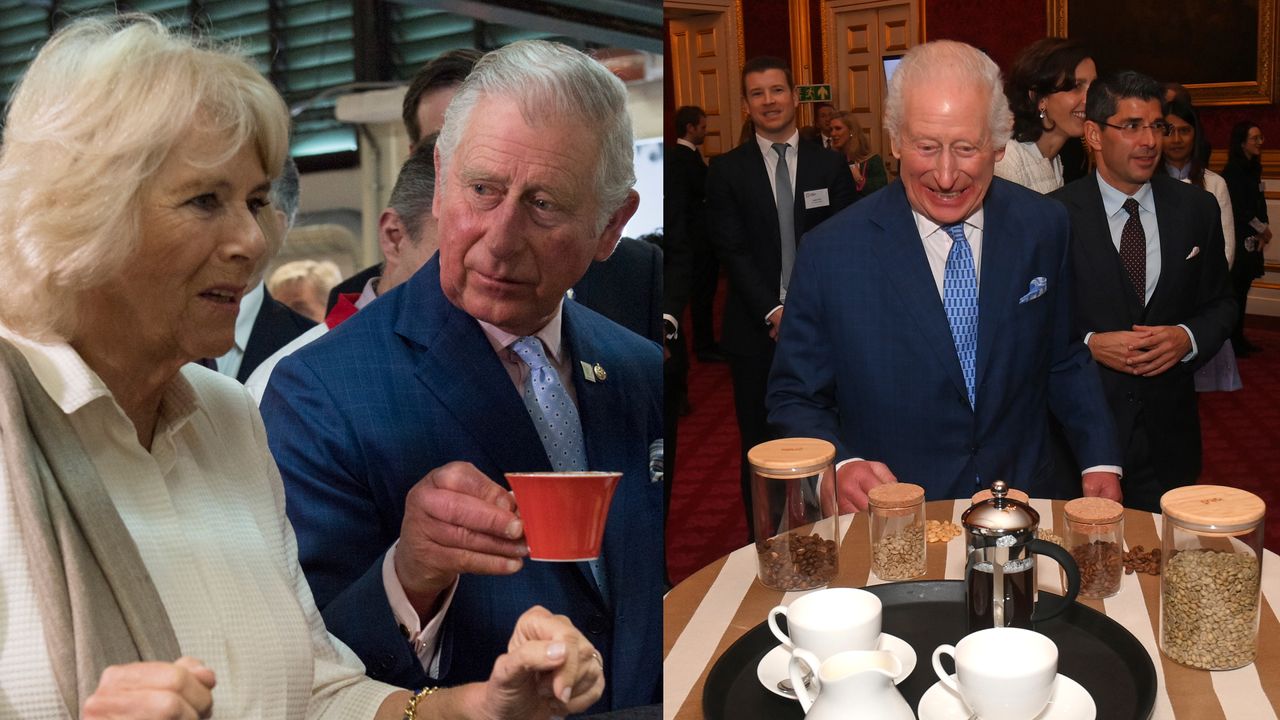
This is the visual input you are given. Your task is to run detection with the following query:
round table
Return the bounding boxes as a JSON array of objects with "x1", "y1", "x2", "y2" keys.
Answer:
[{"x1": 663, "y1": 499, "x2": 1280, "y2": 719}]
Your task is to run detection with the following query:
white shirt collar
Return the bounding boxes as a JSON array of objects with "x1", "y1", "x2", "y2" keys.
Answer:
[
  {"x1": 755, "y1": 129, "x2": 800, "y2": 159},
  {"x1": 477, "y1": 300, "x2": 566, "y2": 363},
  {"x1": 912, "y1": 207, "x2": 986, "y2": 240},
  {"x1": 356, "y1": 277, "x2": 380, "y2": 310},
  {"x1": 0, "y1": 325, "x2": 198, "y2": 429},
  {"x1": 676, "y1": 138, "x2": 699, "y2": 152},
  {"x1": 1095, "y1": 172, "x2": 1154, "y2": 218}
]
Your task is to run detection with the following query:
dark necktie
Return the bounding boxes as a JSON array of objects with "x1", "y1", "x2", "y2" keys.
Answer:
[
  {"x1": 943, "y1": 223, "x2": 978, "y2": 409},
  {"x1": 772, "y1": 142, "x2": 796, "y2": 299},
  {"x1": 1120, "y1": 198, "x2": 1147, "y2": 303}
]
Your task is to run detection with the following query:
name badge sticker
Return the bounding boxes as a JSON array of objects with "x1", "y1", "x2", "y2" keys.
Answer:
[{"x1": 803, "y1": 188, "x2": 830, "y2": 209}]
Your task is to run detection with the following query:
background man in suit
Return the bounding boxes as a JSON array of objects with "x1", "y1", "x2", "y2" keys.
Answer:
[
  {"x1": 668, "y1": 105, "x2": 721, "y2": 362},
  {"x1": 800, "y1": 102, "x2": 835, "y2": 149},
  {"x1": 215, "y1": 156, "x2": 315, "y2": 380},
  {"x1": 768, "y1": 40, "x2": 1121, "y2": 507},
  {"x1": 260, "y1": 40, "x2": 662, "y2": 712},
  {"x1": 1050, "y1": 71, "x2": 1235, "y2": 511},
  {"x1": 706, "y1": 56, "x2": 855, "y2": 536},
  {"x1": 246, "y1": 141, "x2": 440, "y2": 401}
]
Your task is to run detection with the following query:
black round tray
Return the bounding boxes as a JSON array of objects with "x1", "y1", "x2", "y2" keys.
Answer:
[{"x1": 702, "y1": 580, "x2": 1156, "y2": 720}]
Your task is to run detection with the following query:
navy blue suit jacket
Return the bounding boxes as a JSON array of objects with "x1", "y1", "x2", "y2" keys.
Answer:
[
  {"x1": 260, "y1": 256, "x2": 663, "y2": 711},
  {"x1": 768, "y1": 178, "x2": 1120, "y2": 499}
]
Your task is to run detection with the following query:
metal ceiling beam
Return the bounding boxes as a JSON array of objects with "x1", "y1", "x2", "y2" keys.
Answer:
[{"x1": 392, "y1": 0, "x2": 661, "y2": 54}]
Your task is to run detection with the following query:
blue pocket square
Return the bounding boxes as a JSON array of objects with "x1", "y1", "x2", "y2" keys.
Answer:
[{"x1": 1018, "y1": 277, "x2": 1048, "y2": 304}]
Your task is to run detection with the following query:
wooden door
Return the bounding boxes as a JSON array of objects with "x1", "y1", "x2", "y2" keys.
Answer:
[
  {"x1": 668, "y1": 11, "x2": 735, "y2": 157},
  {"x1": 828, "y1": 1, "x2": 915, "y2": 171}
]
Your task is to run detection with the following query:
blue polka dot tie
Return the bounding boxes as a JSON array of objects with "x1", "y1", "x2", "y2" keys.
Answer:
[
  {"x1": 943, "y1": 223, "x2": 978, "y2": 409},
  {"x1": 510, "y1": 337, "x2": 607, "y2": 604},
  {"x1": 511, "y1": 337, "x2": 587, "y2": 471}
]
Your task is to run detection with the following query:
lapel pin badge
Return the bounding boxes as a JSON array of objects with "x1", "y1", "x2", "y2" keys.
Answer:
[
  {"x1": 580, "y1": 360, "x2": 597, "y2": 382},
  {"x1": 593, "y1": 363, "x2": 607, "y2": 382}
]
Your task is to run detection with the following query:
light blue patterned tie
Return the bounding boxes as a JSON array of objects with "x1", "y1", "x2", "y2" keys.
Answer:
[
  {"x1": 943, "y1": 223, "x2": 978, "y2": 409},
  {"x1": 510, "y1": 337, "x2": 608, "y2": 604}
]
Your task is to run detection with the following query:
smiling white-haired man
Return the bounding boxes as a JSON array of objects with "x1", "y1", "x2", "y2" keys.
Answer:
[
  {"x1": 768, "y1": 39, "x2": 1122, "y2": 509},
  {"x1": 260, "y1": 39, "x2": 662, "y2": 713}
]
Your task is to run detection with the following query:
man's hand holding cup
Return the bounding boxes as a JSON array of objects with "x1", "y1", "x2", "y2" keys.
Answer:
[{"x1": 395, "y1": 461, "x2": 528, "y2": 618}]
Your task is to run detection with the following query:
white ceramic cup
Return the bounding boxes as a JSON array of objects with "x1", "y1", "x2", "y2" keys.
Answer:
[
  {"x1": 767, "y1": 587, "x2": 882, "y2": 662},
  {"x1": 931, "y1": 627, "x2": 1058, "y2": 720}
]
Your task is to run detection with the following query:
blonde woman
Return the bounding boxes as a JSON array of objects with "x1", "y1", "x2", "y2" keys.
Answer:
[
  {"x1": 829, "y1": 111, "x2": 887, "y2": 198},
  {"x1": 0, "y1": 14, "x2": 602, "y2": 719}
]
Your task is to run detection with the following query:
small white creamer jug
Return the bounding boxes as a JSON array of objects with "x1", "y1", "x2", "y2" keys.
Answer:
[{"x1": 789, "y1": 648, "x2": 914, "y2": 720}]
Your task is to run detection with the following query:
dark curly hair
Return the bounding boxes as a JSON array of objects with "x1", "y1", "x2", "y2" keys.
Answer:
[{"x1": 1005, "y1": 37, "x2": 1093, "y2": 143}]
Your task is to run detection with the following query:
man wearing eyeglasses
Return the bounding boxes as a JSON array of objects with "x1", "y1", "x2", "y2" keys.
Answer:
[{"x1": 1050, "y1": 71, "x2": 1236, "y2": 512}]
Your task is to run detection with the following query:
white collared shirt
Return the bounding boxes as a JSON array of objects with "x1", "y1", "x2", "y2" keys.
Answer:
[
  {"x1": 913, "y1": 208, "x2": 985, "y2": 299},
  {"x1": 755, "y1": 129, "x2": 800, "y2": 202},
  {"x1": 215, "y1": 281, "x2": 265, "y2": 379},
  {"x1": 0, "y1": 327, "x2": 396, "y2": 717}
]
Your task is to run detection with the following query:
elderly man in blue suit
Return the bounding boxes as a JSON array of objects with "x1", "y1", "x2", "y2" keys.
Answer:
[
  {"x1": 768, "y1": 40, "x2": 1122, "y2": 509},
  {"x1": 260, "y1": 41, "x2": 661, "y2": 713}
]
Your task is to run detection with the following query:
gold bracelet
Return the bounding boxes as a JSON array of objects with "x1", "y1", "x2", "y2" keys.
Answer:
[{"x1": 403, "y1": 687, "x2": 439, "y2": 720}]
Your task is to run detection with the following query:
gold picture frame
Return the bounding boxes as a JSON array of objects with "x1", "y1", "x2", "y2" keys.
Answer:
[{"x1": 1047, "y1": 0, "x2": 1277, "y2": 106}]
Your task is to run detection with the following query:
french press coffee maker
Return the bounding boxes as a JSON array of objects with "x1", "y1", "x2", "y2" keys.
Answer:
[{"x1": 961, "y1": 481, "x2": 1080, "y2": 632}]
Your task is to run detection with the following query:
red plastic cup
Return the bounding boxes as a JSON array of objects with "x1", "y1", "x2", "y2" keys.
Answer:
[{"x1": 505, "y1": 471, "x2": 622, "y2": 561}]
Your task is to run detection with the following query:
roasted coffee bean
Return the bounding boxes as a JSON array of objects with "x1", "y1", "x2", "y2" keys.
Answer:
[
  {"x1": 1070, "y1": 539, "x2": 1122, "y2": 598},
  {"x1": 757, "y1": 533, "x2": 838, "y2": 590}
]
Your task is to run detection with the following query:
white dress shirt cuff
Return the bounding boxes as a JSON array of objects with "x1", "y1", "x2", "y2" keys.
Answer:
[
  {"x1": 766, "y1": 305, "x2": 784, "y2": 326},
  {"x1": 1177, "y1": 324, "x2": 1198, "y2": 362},
  {"x1": 1081, "y1": 465, "x2": 1123, "y2": 478},
  {"x1": 663, "y1": 313, "x2": 679, "y2": 340},
  {"x1": 381, "y1": 541, "x2": 458, "y2": 675}
]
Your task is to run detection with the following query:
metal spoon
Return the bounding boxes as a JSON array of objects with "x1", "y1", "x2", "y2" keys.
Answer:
[{"x1": 776, "y1": 661, "x2": 814, "y2": 696}]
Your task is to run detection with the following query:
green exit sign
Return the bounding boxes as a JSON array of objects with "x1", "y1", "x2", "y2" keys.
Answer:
[{"x1": 796, "y1": 84, "x2": 832, "y2": 102}]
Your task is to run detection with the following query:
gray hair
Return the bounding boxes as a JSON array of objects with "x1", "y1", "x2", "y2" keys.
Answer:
[
  {"x1": 270, "y1": 156, "x2": 300, "y2": 231},
  {"x1": 883, "y1": 40, "x2": 1013, "y2": 150},
  {"x1": 387, "y1": 135, "x2": 438, "y2": 244},
  {"x1": 435, "y1": 39, "x2": 635, "y2": 231},
  {"x1": 0, "y1": 13, "x2": 289, "y2": 340}
]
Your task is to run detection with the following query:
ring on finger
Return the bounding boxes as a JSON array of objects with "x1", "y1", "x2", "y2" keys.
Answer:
[{"x1": 590, "y1": 651, "x2": 604, "y2": 670}]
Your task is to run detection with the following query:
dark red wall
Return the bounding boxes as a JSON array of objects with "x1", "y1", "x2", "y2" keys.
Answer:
[
  {"x1": 742, "y1": 0, "x2": 793, "y2": 66},
  {"x1": 922, "y1": 0, "x2": 1280, "y2": 156}
]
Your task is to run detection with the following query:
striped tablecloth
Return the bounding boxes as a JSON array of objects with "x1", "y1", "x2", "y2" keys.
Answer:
[{"x1": 663, "y1": 499, "x2": 1280, "y2": 720}]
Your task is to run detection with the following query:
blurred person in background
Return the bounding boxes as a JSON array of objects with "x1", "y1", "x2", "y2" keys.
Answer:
[
  {"x1": 996, "y1": 37, "x2": 1097, "y2": 194},
  {"x1": 269, "y1": 258, "x2": 342, "y2": 323},
  {"x1": 0, "y1": 14, "x2": 602, "y2": 720},
  {"x1": 829, "y1": 110, "x2": 888, "y2": 199},
  {"x1": 1221, "y1": 121, "x2": 1271, "y2": 356},
  {"x1": 1160, "y1": 96, "x2": 1240, "y2": 392}
]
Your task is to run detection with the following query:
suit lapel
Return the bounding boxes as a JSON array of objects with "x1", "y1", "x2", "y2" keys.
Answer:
[
  {"x1": 557, "y1": 304, "x2": 625, "y2": 601},
  {"x1": 869, "y1": 184, "x2": 970, "y2": 402},
  {"x1": 974, "y1": 183, "x2": 1021, "y2": 392},
  {"x1": 396, "y1": 263, "x2": 550, "y2": 483},
  {"x1": 1074, "y1": 176, "x2": 1145, "y2": 321},
  {"x1": 1147, "y1": 177, "x2": 1186, "y2": 313},
  {"x1": 794, "y1": 142, "x2": 818, "y2": 241}
]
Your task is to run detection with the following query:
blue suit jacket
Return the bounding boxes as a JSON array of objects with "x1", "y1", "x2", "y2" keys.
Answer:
[
  {"x1": 260, "y1": 256, "x2": 663, "y2": 711},
  {"x1": 768, "y1": 178, "x2": 1119, "y2": 499}
]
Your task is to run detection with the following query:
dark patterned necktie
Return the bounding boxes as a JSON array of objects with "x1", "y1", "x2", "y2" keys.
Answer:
[{"x1": 1120, "y1": 198, "x2": 1146, "y2": 303}]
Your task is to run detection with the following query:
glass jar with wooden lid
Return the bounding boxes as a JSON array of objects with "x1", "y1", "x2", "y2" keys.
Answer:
[
  {"x1": 1062, "y1": 497, "x2": 1124, "y2": 599},
  {"x1": 746, "y1": 438, "x2": 839, "y2": 591},
  {"x1": 1159, "y1": 485, "x2": 1265, "y2": 670},
  {"x1": 868, "y1": 483, "x2": 926, "y2": 580}
]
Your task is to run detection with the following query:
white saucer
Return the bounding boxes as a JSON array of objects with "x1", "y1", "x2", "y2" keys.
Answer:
[
  {"x1": 917, "y1": 673, "x2": 1096, "y2": 720},
  {"x1": 756, "y1": 632, "x2": 917, "y2": 699}
]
